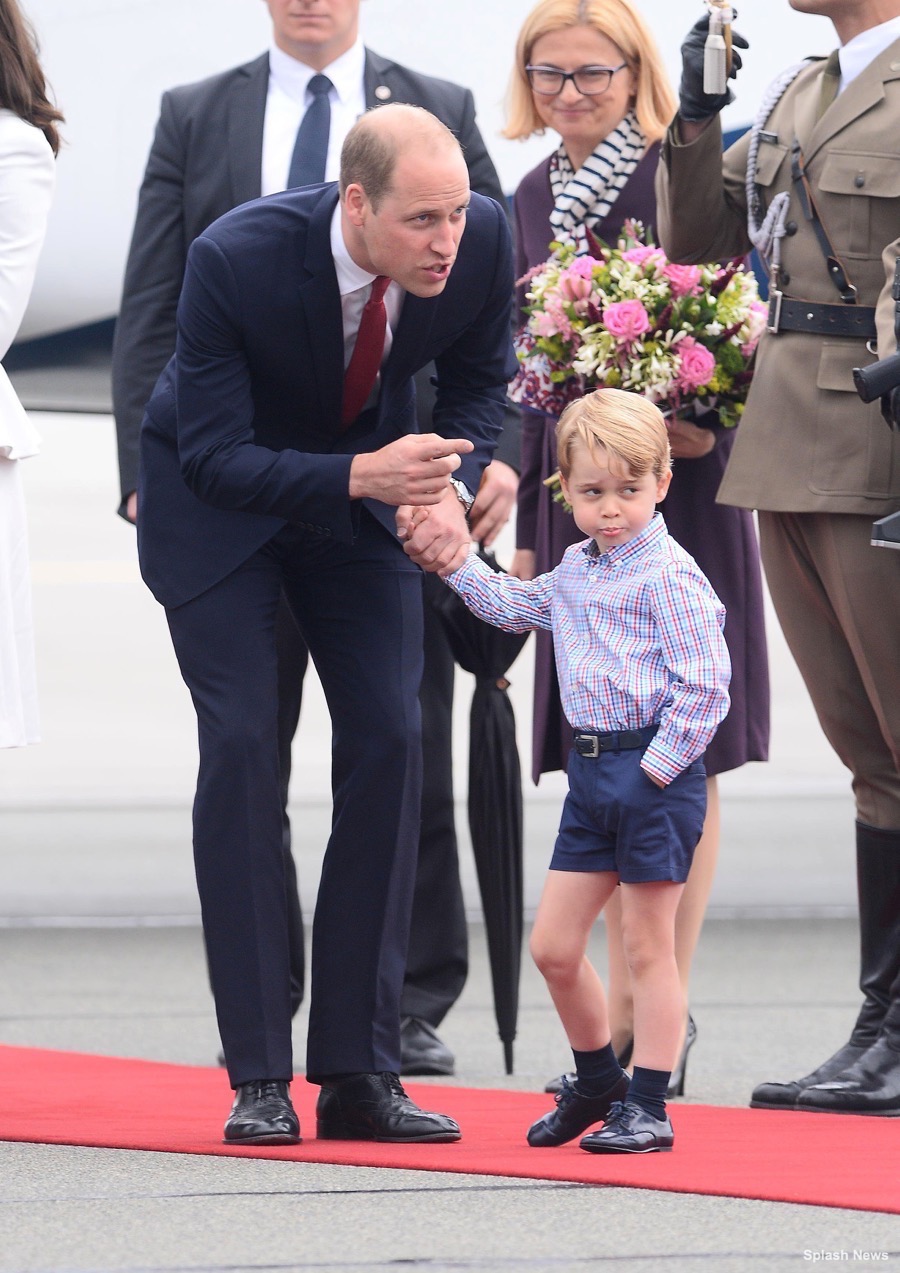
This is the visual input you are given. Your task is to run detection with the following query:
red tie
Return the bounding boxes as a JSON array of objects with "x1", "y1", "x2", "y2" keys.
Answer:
[{"x1": 341, "y1": 275, "x2": 391, "y2": 429}]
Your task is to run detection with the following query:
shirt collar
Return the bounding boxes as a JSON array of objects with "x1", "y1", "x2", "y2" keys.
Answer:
[
  {"x1": 581, "y1": 511, "x2": 667, "y2": 564},
  {"x1": 838, "y1": 18, "x2": 900, "y2": 87},
  {"x1": 268, "y1": 35, "x2": 366, "y2": 104},
  {"x1": 329, "y1": 200, "x2": 378, "y2": 298}
]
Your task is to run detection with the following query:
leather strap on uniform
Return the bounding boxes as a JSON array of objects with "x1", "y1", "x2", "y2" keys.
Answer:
[{"x1": 790, "y1": 139, "x2": 859, "y2": 305}]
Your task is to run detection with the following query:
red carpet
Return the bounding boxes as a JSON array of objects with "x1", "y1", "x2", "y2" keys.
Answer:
[{"x1": 1, "y1": 1044, "x2": 897, "y2": 1213}]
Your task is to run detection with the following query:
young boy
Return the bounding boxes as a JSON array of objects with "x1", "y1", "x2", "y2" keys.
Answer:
[{"x1": 440, "y1": 388, "x2": 731, "y2": 1153}]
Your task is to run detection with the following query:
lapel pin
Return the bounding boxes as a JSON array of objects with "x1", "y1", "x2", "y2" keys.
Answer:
[{"x1": 374, "y1": 84, "x2": 392, "y2": 101}]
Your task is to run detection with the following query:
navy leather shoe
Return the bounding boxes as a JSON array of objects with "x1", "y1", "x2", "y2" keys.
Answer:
[
  {"x1": 223, "y1": 1079, "x2": 300, "y2": 1145},
  {"x1": 527, "y1": 1073, "x2": 628, "y2": 1147},
  {"x1": 316, "y1": 1072, "x2": 461, "y2": 1142},
  {"x1": 579, "y1": 1100, "x2": 673, "y2": 1154}
]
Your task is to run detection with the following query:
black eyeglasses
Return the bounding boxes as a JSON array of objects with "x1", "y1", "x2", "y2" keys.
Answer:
[{"x1": 525, "y1": 63, "x2": 627, "y2": 96}]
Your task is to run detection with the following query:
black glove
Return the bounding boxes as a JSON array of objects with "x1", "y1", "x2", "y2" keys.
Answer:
[{"x1": 679, "y1": 13, "x2": 749, "y2": 123}]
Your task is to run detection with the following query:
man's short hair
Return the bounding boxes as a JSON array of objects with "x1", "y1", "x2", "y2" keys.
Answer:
[
  {"x1": 340, "y1": 104, "x2": 460, "y2": 209},
  {"x1": 556, "y1": 388, "x2": 671, "y2": 479}
]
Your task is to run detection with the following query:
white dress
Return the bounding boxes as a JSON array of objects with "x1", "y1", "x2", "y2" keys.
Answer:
[{"x1": 0, "y1": 110, "x2": 55, "y2": 747}]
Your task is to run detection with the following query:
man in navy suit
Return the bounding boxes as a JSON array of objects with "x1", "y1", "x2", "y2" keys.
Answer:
[
  {"x1": 137, "y1": 104, "x2": 516, "y2": 1143},
  {"x1": 113, "y1": 0, "x2": 519, "y2": 1076}
]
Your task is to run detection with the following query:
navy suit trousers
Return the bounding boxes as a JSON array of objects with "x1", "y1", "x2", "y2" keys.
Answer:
[{"x1": 165, "y1": 511, "x2": 424, "y2": 1087}]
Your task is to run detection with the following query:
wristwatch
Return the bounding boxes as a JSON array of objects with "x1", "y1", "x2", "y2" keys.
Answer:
[{"x1": 449, "y1": 477, "x2": 475, "y2": 513}]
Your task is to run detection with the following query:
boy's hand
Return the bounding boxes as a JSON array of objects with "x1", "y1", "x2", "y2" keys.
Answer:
[
  {"x1": 642, "y1": 767, "x2": 666, "y2": 789},
  {"x1": 402, "y1": 490, "x2": 471, "y2": 576}
]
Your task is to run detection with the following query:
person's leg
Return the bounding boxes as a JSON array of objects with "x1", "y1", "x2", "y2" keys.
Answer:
[
  {"x1": 399, "y1": 572, "x2": 466, "y2": 1073},
  {"x1": 530, "y1": 869, "x2": 619, "y2": 1049},
  {"x1": 527, "y1": 868, "x2": 628, "y2": 1146},
  {"x1": 165, "y1": 553, "x2": 294, "y2": 1090},
  {"x1": 281, "y1": 518, "x2": 424, "y2": 1080},
  {"x1": 618, "y1": 881, "x2": 685, "y2": 1075},
  {"x1": 604, "y1": 776, "x2": 719, "y2": 1059},
  {"x1": 274, "y1": 594, "x2": 310, "y2": 1017},
  {"x1": 753, "y1": 511, "x2": 900, "y2": 1111}
]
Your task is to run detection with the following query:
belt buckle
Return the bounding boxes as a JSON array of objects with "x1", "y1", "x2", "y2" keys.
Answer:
[
  {"x1": 766, "y1": 289, "x2": 783, "y2": 334},
  {"x1": 577, "y1": 733, "x2": 600, "y2": 758}
]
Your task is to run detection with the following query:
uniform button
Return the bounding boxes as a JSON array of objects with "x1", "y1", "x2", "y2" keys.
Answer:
[
  {"x1": 855, "y1": 174, "x2": 865, "y2": 188},
  {"x1": 785, "y1": 220, "x2": 798, "y2": 235},
  {"x1": 781, "y1": 271, "x2": 791, "y2": 286}
]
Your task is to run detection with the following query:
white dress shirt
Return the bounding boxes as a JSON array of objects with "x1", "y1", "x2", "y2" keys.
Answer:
[
  {"x1": 261, "y1": 37, "x2": 367, "y2": 196},
  {"x1": 836, "y1": 15, "x2": 900, "y2": 91}
]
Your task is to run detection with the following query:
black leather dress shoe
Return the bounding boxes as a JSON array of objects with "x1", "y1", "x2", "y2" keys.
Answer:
[
  {"x1": 795, "y1": 1037, "x2": 900, "y2": 1115},
  {"x1": 749, "y1": 1040, "x2": 869, "y2": 1110},
  {"x1": 580, "y1": 1100, "x2": 674, "y2": 1154},
  {"x1": 527, "y1": 1073, "x2": 629, "y2": 1147},
  {"x1": 316, "y1": 1072, "x2": 461, "y2": 1142},
  {"x1": 223, "y1": 1079, "x2": 301, "y2": 1145},
  {"x1": 400, "y1": 1017, "x2": 455, "y2": 1076}
]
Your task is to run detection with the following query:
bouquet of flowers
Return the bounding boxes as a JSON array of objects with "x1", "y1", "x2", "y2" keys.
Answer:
[{"x1": 509, "y1": 220, "x2": 767, "y2": 429}]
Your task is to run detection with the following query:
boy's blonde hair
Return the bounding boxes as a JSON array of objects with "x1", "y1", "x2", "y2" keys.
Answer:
[
  {"x1": 556, "y1": 388, "x2": 671, "y2": 479},
  {"x1": 504, "y1": 0, "x2": 677, "y2": 145}
]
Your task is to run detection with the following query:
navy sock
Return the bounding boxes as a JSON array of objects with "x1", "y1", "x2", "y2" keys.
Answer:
[
  {"x1": 571, "y1": 1043, "x2": 623, "y2": 1095},
  {"x1": 627, "y1": 1066, "x2": 670, "y2": 1120}
]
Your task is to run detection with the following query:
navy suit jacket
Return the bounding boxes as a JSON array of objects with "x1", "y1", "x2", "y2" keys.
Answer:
[{"x1": 137, "y1": 185, "x2": 517, "y2": 608}]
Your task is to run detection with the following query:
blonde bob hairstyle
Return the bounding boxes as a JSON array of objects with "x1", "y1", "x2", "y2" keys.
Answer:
[
  {"x1": 504, "y1": 0, "x2": 676, "y2": 144},
  {"x1": 556, "y1": 388, "x2": 671, "y2": 481}
]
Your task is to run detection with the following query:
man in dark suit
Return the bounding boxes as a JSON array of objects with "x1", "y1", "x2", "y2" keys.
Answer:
[
  {"x1": 112, "y1": 0, "x2": 519, "y2": 1075},
  {"x1": 137, "y1": 103, "x2": 517, "y2": 1142}
]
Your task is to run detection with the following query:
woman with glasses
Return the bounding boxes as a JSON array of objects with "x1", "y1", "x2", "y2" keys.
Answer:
[{"x1": 504, "y1": 0, "x2": 769, "y2": 1104}]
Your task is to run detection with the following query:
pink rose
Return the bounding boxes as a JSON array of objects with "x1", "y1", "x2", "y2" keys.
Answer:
[
  {"x1": 622, "y1": 245, "x2": 662, "y2": 267},
  {"x1": 663, "y1": 263, "x2": 703, "y2": 298},
  {"x1": 602, "y1": 299, "x2": 651, "y2": 344},
  {"x1": 675, "y1": 337, "x2": 716, "y2": 392},
  {"x1": 568, "y1": 255, "x2": 601, "y2": 277}
]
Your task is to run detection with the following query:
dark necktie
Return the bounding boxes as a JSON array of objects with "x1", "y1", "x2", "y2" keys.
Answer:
[
  {"x1": 341, "y1": 276, "x2": 391, "y2": 429},
  {"x1": 817, "y1": 49, "x2": 841, "y2": 121},
  {"x1": 287, "y1": 74, "x2": 333, "y2": 188}
]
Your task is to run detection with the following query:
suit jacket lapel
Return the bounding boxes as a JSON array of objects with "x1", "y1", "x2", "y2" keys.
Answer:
[
  {"x1": 384, "y1": 294, "x2": 437, "y2": 393},
  {"x1": 298, "y1": 188, "x2": 345, "y2": 426},
  {"x1": 227, "y1": 53, "x2": 269, "y2": 206},
  {"x1": 363, "y1": 49, "x2": 397, "y2": 108}
]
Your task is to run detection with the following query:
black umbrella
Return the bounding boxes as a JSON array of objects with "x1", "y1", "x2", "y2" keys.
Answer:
[{"x1": 432, "y1": 550, "x2": 529, "y2": 1073}]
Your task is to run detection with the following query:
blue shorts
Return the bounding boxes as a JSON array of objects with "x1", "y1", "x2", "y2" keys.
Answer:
[{"x1": 550, "y1": 745, "x2": 707, "y2": 883}]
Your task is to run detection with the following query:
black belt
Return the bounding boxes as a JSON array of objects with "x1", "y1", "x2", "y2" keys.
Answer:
[
  {"x1": 573, "y1": 725, "x2": 659, "y2": 758},
  {"x1": 766, "y1": 292, "x2": 877, "y2": 340}
]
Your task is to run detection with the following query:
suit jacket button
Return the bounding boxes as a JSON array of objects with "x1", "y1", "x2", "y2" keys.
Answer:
[
  {"x1": 854, "y1": 174, "x2": 865, "y2": 188},
  {"x1": 785, "y1": 220, "x2": 798, "y2": 235}
]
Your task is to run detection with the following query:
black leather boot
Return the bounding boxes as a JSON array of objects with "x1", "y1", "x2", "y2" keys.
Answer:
[
  {"x1": 798, "y1": 824, "x2": 900, "y2": 1115},
  {"x1": 751, "y1": 822, "x2": 900, "y2": 1110}
]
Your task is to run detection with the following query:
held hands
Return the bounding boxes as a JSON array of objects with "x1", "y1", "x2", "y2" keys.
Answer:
[
  {"x1": 679, "y1": 12, "x2": 748, "y2": 123},
  {"x1": 398, "y1": 489, "x2": 471, "y2": 577},
  {"x1": 348, "y1": 433, "x2": 473, "y2": 506}
]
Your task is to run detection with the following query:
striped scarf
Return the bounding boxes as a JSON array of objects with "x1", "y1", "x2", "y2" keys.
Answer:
[{"x1": 548, "y1": 111, "x2": 646, "y2": 254}]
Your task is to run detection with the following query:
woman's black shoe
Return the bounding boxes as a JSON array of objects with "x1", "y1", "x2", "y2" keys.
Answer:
[
  {"x1": 223, "y1": 1079, "x2": 301, "y2": 1145},
  {"x1": 527, "y1": 1073, "x2": 628, "y2": 1147},
  {"x1": 667, "y1": 1014, "x2": 697, "y2": 1098}
]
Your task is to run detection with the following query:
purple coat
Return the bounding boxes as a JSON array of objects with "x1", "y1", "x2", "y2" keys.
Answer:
[{"x1": 513, "y1": 149, "x2": 770, "y2": 782}]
